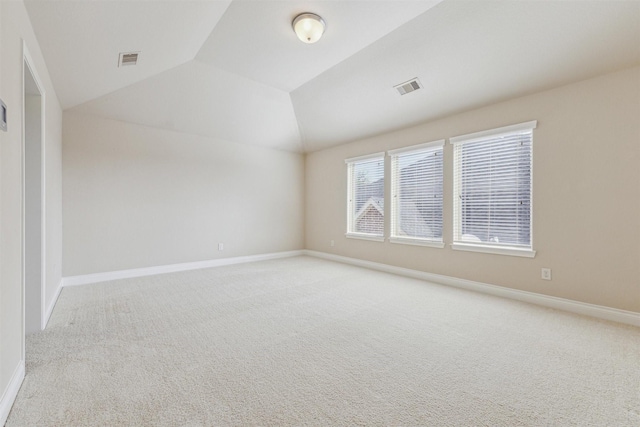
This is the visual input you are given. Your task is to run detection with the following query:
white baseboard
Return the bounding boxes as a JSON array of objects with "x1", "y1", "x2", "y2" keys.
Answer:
[
  {"x1": 57, "y1": 249, "x2": 639, "y2": 326},
  {"x1": 62, "y1": 250, "x2": 304, "y2": 287},
  {"x1": 303, "y1": 250, "x2": 640, "y2": 327},
  {"x1": 0, "y1": 360, "x2": 25, "y2": 426},
  {"x1": 43, "y1": 279, "x2": 63, "y2": 329}
]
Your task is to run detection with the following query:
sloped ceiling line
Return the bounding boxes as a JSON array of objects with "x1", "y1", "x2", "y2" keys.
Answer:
[{"x1": 26, "y1": 0, "x2": 640, "y2": 153}]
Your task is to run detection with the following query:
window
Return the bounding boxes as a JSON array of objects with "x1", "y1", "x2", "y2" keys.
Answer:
[
  {"x1": 389, "y1": 140, "x2": 444, "y2": 247},
  {"x1": 451, "y1": 121, "x2": 536, "y2": 257},
  {"x1": 345, "y1": 153, "x2": 385, "y2": 241}
]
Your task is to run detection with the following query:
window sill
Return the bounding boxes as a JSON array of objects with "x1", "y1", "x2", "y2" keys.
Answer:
[
  {"x1": 345, "y1": 233, "x2": 385, "y2": 242},
  {"x1": 451, "y1": 243, "x2": 536, "y2": 258},
  {"x1": 389, "y1": 237, "x2": 445, "y2": 248}
]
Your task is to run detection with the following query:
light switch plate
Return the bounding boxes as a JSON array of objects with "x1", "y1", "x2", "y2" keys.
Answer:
[{"x1": 0, "y1": 99, "x2": 7, "y2": 132}]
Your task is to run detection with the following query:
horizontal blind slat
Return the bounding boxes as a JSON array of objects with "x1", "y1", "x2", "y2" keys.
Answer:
[
  {"x1": 348, "y1": 155, "x2": 385, "y2": 237},
  {"x1": 391, "y1": 145, "x2": 443, "y2": 242},
  {"x1": 454, "y1": 125, "x2": 533, "y2": 248}
]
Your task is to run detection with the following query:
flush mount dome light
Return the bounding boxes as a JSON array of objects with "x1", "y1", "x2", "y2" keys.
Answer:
[{"x1": 292, "y1": 13, "x2": 326, "y2": 44}]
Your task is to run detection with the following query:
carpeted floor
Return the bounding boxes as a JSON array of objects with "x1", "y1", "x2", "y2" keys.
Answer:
[{"x1": 6, "y1": 256, "x2": 640, "y2": 426}]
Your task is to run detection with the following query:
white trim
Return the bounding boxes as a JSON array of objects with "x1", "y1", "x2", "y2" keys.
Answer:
[
  {"x1": 24, "y1": 44, "x2": 48, "y2": 330},
  {"x1": 302, "y1": 250, "x2": 640, "y2": 327},
  {"x1": 344, "y1": 151, "x2": 385, "y2": 164},
  {"x1": 345, "y1": 153, "x2": 385, "y2": 236},
  {"x1": 62, "y1": 251, "x2": 304, "y2": 287},
  {"x1": 43, "y1": 279, "x2": 63, "y2": 329},
  {"x1": 22, "y1": 41, "x2": 48, "y2": 362},
  {"x1": 345, "y1": 233, "x2": 385, "y2": 242},
  {"x1": 389, "y1": 142, "x2": 443, "y2": 243},
  {"x1": 449, "y1": 120, "x2": 537, "y2": 145},
  {"x1": 387, "y1": 139, "x2": 445, "y2": 156},
  {"x1": 0, "y1": 361, "x2": 25, "y2": 426},
  {"x1": 451, "y1": 243, "x2": 536, "y2": 258},
  {"x1": 389, "y1": 237, "x2": 445, "y2": 248}
]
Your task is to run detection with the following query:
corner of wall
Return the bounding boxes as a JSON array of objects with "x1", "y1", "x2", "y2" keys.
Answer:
[{"x1": 0, "y1": 361, "x2": 25, "y2": 426}]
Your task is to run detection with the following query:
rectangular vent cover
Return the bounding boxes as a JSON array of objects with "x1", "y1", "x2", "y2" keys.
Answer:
[
  {"x1": 394, "y1": 78, "x2": 422, "y2": 95},
  {"x1": 118, "y1": 52, "x2": 139, "y2": 67}
]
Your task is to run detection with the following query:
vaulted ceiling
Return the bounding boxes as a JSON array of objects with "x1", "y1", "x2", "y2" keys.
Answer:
[{"x1": 25, "y1": 0, "x2": 640, "y2": 153}]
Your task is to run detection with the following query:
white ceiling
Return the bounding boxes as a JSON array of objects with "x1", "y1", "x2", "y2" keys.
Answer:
[
  {"x1": 291, "y1": 0, "x2": 640, "y2": 150},
  {"x1": 25, "y1": 0, "x2": 640, "y2": 153},
  {"x1": 196, "y1": 0, "x2": 442, "y2": 91},
  {"x1": 71, "y1": 60, "x2": 302, "y2": 151},
  {"x1": 24, "y1": 0, "x2": 233, "y2": 109}
]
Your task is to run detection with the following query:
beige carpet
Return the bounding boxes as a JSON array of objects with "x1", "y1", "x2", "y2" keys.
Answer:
[{"x1": 7, "y1": 256, "x2": 640, "y2": 426}]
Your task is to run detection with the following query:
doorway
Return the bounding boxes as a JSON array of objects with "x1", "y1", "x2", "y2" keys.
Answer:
[{"x1": 23, "y1": 54, "x2": 45, "y2": 335}]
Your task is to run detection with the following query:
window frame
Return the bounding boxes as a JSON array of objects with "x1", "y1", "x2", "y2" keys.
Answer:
[
  {"x1": 388, "y1": 140, "x2": 445, "y2": 249},
  {"x1": 450, "y1": 121, "x2": 537, "y2": 258},
  {"x1": 345, "y1": 152, "x2": 386, "y2": 242}
]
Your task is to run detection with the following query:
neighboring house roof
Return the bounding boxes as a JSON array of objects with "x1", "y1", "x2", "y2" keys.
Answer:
[
  {"x1": 355, "y1": 197, "x2": 383, "y2": 219},
  {"x1": 355, "y1": 179, "x2": 384, "y2": 213},
  {"x1": 354, "y1": 156, "x2": 444, "y2": 238}
]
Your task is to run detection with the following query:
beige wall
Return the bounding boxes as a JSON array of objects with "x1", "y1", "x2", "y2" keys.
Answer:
[
  {"x1": 62, "y1": 113, "x2": 305, "y2": 276},
  {"x1": 305, "y1": 66, "x2": 640, "y2": 313},
  {"x1": 0, "y1": 0, "x2": 63, "y2": 413}
]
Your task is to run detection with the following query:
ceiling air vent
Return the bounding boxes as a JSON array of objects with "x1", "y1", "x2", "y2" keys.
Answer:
[
  {"x1": 394, "y1": 78, "x2": 422, "y2": 95},
  {"x1": 118, "y1": 52, "x2": 139, "y2": 67}
]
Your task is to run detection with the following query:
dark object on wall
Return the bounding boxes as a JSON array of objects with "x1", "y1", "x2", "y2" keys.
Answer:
[{"x1": 0, "y1": 98, "x2": 7, "y2": 132}]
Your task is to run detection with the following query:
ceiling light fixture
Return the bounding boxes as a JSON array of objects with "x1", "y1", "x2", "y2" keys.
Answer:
[{"x1": 292, "y1": 13, "x2": 326, "y2": 44}]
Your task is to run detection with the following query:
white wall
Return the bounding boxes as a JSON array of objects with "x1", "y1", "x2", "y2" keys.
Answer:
[
  {"x1": 305, "y1": 66, "x2": 640, "y2": 313},
  {"x1": 62, "y1": 113, "x2": 304, "y2": 276},
  {"x1": 0, "y1": 0, "x2": 63, "y2": 422}
]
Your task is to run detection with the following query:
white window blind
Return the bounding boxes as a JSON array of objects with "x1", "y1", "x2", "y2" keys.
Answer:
[
  {"x1": 452, "y1": 121, "x2": 536, "y2": 255},
  {"x1": 346, "y1": 153, "x2": 385, "y2": 239},
  {"x1": 389, "y1": 141, "x2": 444, "y2": 245}
]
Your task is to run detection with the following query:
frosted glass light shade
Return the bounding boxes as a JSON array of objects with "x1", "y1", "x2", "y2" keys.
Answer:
[{"x1": 292, "y1": 13, "x2": 326, "y2": 44}]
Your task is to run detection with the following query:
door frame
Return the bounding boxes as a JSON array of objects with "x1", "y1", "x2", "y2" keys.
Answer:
[{"x1": 21, "y1": 41, "x2": 47, "y2": 359}]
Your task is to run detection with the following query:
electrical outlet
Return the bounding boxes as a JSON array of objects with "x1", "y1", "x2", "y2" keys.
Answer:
[
  {"x1": 218, "y1": 243, "x2": 224, "y2": 251},
  {"x1": 541, "y1": 268, "x2": 552, "y2": 281},
  {"x1": 330, "y1": 240, "x2": 335, "y2": 247}
]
